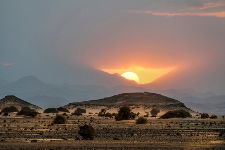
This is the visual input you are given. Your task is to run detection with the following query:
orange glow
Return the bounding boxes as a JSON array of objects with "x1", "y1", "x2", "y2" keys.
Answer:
[
  {"x1": 101, "y1": 66, "x2": 175, "y2": 84},
  {"x1": 121, "y1": 72, "x2": 140, "y2": 83}
]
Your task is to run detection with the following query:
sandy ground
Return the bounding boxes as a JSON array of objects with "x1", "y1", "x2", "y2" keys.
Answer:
[{"x1": 0, "y1": 115, "x2": 224, "y2": 150}]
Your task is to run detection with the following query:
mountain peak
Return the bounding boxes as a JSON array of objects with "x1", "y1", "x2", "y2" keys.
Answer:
[{"x1": 0, "y1": 95, "x2": 42, "y2": 110}]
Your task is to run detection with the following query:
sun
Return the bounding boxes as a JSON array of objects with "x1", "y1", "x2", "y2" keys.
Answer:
[
  {"x1": 121, "y1": 72, "x2": 140, "y2": 83},
  {"x1": 101, "y1": 66, "x2": 175, "y2": 84}
]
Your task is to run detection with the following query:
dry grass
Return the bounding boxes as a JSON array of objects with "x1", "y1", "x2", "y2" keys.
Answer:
[{"x1": 0, "y1": 115, "x2": 224, "y2": 149}]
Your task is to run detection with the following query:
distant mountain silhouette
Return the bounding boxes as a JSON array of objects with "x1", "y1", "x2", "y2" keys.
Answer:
[
  {"x1": 0, "y1": 76, "x2": 224, "y2": 114},
  {"x1": 65, "y1": 92, "x2": 191, "y2": 112},
  {"x1": 0, "y1": 76, "x2": 144, "y2": 108},
  {"x1": 0, "y1": 95, "x2": 42, "y2": 110}
]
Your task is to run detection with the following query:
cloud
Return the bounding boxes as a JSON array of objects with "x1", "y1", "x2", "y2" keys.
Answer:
[
  {"x1": 0, "y1": 62, "x2": 15, "y2": 67},
  {"x1": 185, "y1": 1, "x2": 225, "y2": 11},
  {"x1": 130, "y1": 10, "x2": 225, "y2": 18},
  {"x1": 129, "y1": 1, "x2": 225, "y2": 18}
]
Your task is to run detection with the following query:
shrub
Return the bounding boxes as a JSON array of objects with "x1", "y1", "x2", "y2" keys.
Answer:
[
  {"x1": 115, "y1": 106, "x2": 134, "y2": 121},
  {"x1": 1, "y1": 106, "x2": 18, "y2": 113},
  {"x1": 44, "y1": 108, "x2": 59, "y2": 113},
  {"x1": 98, "y1": 109, "x2": 106, "y2": 116},
  {"x1": 17, "y1": 107, "x2": 38, "y2": 117},
  {"x1": 160, "y1": 110, "x2": 191, "y2": 119},
  {"x1": 53, "y1": 115, "x2": 66, "y2": 124},
  {"x1": 57, "y1": 107, "x2": 69, "y2": 113},
  {"x1": 78, "y1": 124, "x2": 95, "y2": 140},
  {"x1": 210, "y1": 115, "x2": 217, "y2": 119},
  {"x1": 150, "y1": 108, "x2": 160, "y2": 117},
  {"x1": 136, "y1": 117, "x2": 147, "y2": 124},
  {"x1": 201, "y1": 113, "x2": 209, "y2": 119},
  {"x1": 73, "y1": 108, "x2": 86, "y2": 116}
]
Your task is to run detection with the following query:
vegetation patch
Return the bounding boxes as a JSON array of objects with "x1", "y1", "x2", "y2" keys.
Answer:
[
  {"x1": 73, "y1": 108, "x2": 86, "y2": 116},
  {"x1": 150, "y1": 108, "x2": 160, "y2": 117},
  {"x1": 1, "y1": 106, "x2": 18, "y2": 113},
  {"x1": 78, "y1": 124, "x2": 95, "y2": 140},
  {"x1": 136, "y1": 117, "x2": 147, "y2": 124},
  {"x1": 17, "y1": 107, "x2": 38, "y2": 117},
  {"x1": 53, "y1": 115, "x2": 66, "y2": 124},
  {"x1": 201, "y1": 113, "x2": 209, "y2": 119},
  {"x1": 115, "y1": 106, "x2": 136, "y2": 121}
]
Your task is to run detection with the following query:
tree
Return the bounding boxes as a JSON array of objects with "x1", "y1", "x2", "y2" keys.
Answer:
[
  {"x1": 160, "y1": 109, "x2": 192, "y2": 119},
  {"x1": 98, "y1": 109, "x2": 106, "y2": 116},
  {"x1": 53, "y1": 115, "x2": 66, "y2": 124},
  {"x1": 115, "y1": 106, "x2": 133, "y2": 121},
  {"x1": 210, "y1": 115, "x2": 217, "y2": 119},
  {"x1": 201, "y1": 113, "x2": 209, "y2": 119},
  {"x1": 17, "y1": 107, "x2": 38, "y2": 117},
  {"x1": 1, "y1": 106, "x2": 18, "y2": 113},
  {"x1": 150, "y1": 108, "x2": 160, "y2": 117},
  {"x1": 73, "y1": 108, "x2": 86, "y2": 116},
  {"x1": 78, "y1": 124, "x2": 95, "y2": 140}
]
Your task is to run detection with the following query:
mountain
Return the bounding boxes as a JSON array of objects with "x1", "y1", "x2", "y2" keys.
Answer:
[
  {"x1": 157, "y1": 89, "x2": 225, "y2": 115},
  {"x1": 0, "y1": 76, "x2": 144, "y2": 108},
  {"x1": 0, "y1": 95, "x2": 42, "y2": 111},
  {"x1": 65, "y1": 92, "x2": 191, "y2": 113}
]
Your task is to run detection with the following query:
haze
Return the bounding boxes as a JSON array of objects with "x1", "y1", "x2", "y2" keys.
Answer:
[{"x1": 1, "y1": 0, "x2": 225, "y2": 112}]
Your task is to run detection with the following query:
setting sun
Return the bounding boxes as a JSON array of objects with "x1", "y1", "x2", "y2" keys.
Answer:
[
  {"x1": 121, "y1": 72, "x2": 140, "y2": 83},
  {"x1": 101, "y1": 66, "x2": 175, "y2": 84}
]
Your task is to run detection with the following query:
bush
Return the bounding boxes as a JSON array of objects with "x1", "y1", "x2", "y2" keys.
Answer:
[
  {"x1": 73, "y1": 108, "x2": 86, "y2": 116},
  {"x1": 201, "y1": 113, "x2": 209, "y2": 119},
  {"x1": 78, "y1": 124, "x2": 95, "y2": 140},
  {"x1": 150, "y1": 108, "x2": 160, "y2": 117},
  {"x1": 1, "y1": 106, "x2": 18, "y2": 113},
  {"x1": 210, "y1": 115, "x2": 217, "y2": 119},
  {"x1": 53, "y1": 115, "x2": 66, "y2": 124},
  {"x1": 136, "y1": 117, "x2": 147, "y2": 124},
  {"x1": 98, "y1": 109, "x2": 106, "y2": 116},
  {"x1": 160, "y1": 110, "x2": 192, "y2": 119},
  {"x1": 17, "y1": 107, "x2": 38, "y2": 117},
  {"x1": 57, "y1": 107, "x2": 69, "y2": 113},
  {"x1": 115, "y1": 106, "x2": 134, "y2": 121},
  {"x1": 44, "y1": 108, "x2": 59, "y2": 113}
]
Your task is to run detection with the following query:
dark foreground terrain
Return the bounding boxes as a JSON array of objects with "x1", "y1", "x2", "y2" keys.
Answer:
[{"x1": 0, "y1": 116, "x2": 225, "y2": 150}]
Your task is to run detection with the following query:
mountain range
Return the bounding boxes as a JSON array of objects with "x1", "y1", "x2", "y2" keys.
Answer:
[{"x1": 0, "y1": 76, "x2": 224, "y2": 115}]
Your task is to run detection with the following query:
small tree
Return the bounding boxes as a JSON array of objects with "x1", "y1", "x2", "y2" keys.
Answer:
[
  {"x1": 53, "y1": 115, "x2": 66, "y2": 124},
  {"x1": 201, "y1": 113, "x2": 209, "y2": 119},
  {"x1": 115, "y1": 106, "x2": 133, "y2": 121},
  {"x1": 136, "y1": 117, "x2": 147, "y2": 124},
  {"x1": 1, "y1": 106, "x2": 18, "y2": 113},
  {"x1": 98, "y1": 109, "x2": 106, "y2": 116},
  {"x1": 210, "y1": 115, "x2": 217, "y2": 119},
  {"x1": 78, "y1": 124, "x2": 95, "y2": 140},
  {"x1": 73, "y1": 108, "x2": 86, "y2": 116},
  {"x1": 150, "y1": 108, "x2": 160, "y2": 117},
  {"x1": 17, "y1": 107, "x2": 38, "y2": 117}
]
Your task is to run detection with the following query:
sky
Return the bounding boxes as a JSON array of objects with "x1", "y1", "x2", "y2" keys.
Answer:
[{"x1": 1, "y1": 0, "x2": 225, "y2": 94}]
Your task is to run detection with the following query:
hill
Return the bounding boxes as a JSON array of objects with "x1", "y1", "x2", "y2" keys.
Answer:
[
  {"x1": 0, "y1": 95, "x2": 42, "y2": 111},
  {"x1": 65, "y1": 92, "x2": 192, "y2": 114}
]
